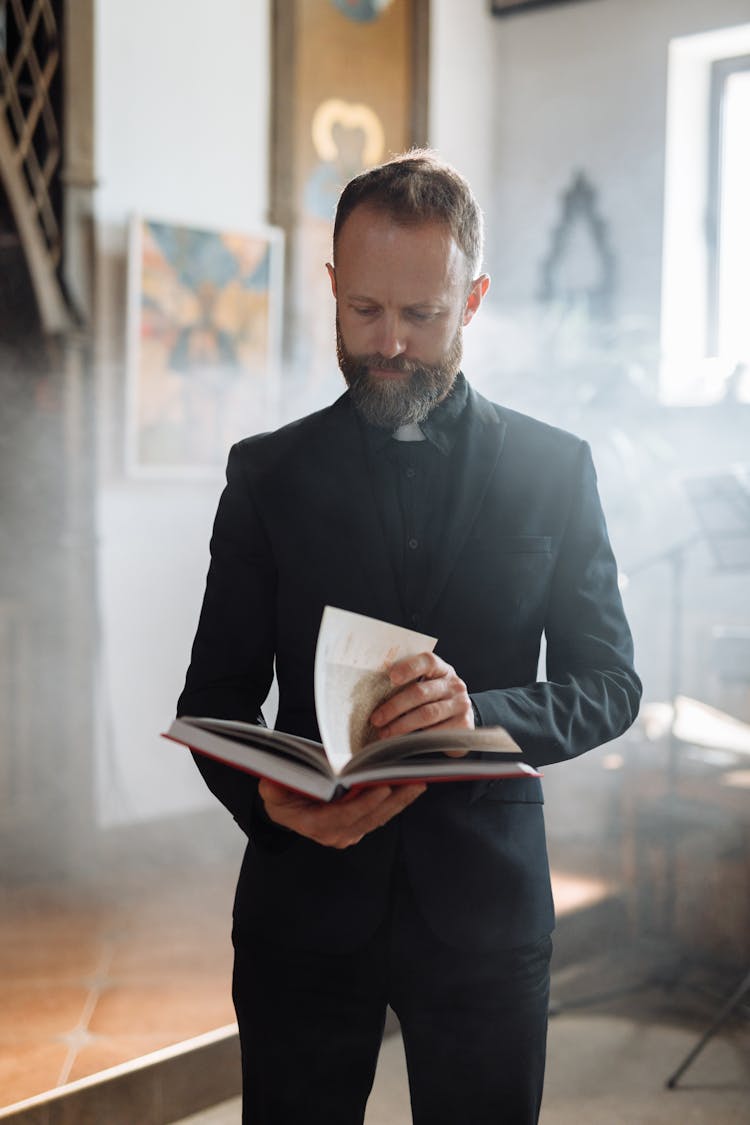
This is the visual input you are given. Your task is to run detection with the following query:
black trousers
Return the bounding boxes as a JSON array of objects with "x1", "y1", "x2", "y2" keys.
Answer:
[{"x1": 232, "y1": 862, "x2": 551, "y2": 1125}]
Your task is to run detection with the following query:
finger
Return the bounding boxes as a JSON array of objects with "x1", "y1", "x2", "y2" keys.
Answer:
[
  {"x1": 427, "y1": 716, "x2": 476, "y2": 732},
  {"x1": 278, "y1": 784, "x2": 425, "y2": 849},
  {"x1": 330, "y1": 783, "x2": 427, "y2": 846},
  {"x1": 259, "y1": 778, "x2": 315, "y2": 812},
  {"x1": 258, "y1": 777, "x2": 294, "y2": 800},
  {"x1": 275, "y1": 784, "x2": 394, "y2": 838},
  {"x1": 387, "y1": 651, "x2": 449, "y2": 686},
  {"x1": 371, "y1": 674, "x2": 450, "y2": 728},
  {"x1": 375, "y1": 693, "x2": 474, "y2": 739},
  {"x1": 325, "y1": 785, "x2": 396, "y2": 827}
]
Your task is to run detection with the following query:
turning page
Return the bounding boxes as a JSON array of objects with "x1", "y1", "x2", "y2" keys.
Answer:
[{"x1": 314, "y1": 606, "x2": 437, "y2": 775}]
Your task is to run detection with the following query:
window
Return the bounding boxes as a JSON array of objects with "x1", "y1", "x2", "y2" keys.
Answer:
[
  {"x1": 660, "y1": 25, "x2": 750, "y2": 404},
  {"x1": 708, "y1": 56, "x2": 750, "y2": 368}
]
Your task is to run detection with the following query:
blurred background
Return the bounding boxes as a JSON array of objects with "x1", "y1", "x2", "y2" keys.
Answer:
[{"x1": 0, "y1": 0, "x2": 748, "y2": 1120}]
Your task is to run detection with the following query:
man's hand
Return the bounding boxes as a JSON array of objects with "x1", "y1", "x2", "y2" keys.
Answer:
[
  {"x1": 369, "y1": 651, "x2": 473, "y2": 756},
  {"x1": 258, "y1": 779, "x2": 426, "y2": 849}
]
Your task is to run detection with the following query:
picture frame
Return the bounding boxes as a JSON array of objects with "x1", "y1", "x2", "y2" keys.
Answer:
[
  {"x1": 126, "y1": 216, "x2": 284, "y2": 478},
  {"x1": 491, "y1": 1, "x2": 590, "y2": 16},
  {"x1": 269, "y1": 0, "x2": 428, "y2": 384}
]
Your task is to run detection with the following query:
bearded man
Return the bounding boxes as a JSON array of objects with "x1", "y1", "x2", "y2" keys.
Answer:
[{"x1": 178, "y1": 150, "x2": 641, "y2": 1125}]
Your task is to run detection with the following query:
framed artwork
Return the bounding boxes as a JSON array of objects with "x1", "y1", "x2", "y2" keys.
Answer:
[
  {"x1": 126, "y1": 217, "x2": 283, "y2": 477},
  {"x1": 270, "y1": 0, "x2": 429, "y2": 391},
  {"x1": 491, "y1": 1, "x2": 591, "y2": 15},
  {"x1": 538, "y1": 171, "x2": 616, "y2": 321}
]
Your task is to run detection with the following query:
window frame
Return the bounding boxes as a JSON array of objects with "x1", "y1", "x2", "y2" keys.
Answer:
[{"x1": 706, "y1": 53, "x2": 750, "y2": 357}]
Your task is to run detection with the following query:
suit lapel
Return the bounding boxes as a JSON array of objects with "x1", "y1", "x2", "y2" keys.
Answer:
[{"x1": 420, "y1": 386, "x2": 507, "y2": 621}]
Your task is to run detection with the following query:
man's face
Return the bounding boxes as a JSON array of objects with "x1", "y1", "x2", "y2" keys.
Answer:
[{"x1": 328, "y1": 205, "x2": 488, "y2": 428}]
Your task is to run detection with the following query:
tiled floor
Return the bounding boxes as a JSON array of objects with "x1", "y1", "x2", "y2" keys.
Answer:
[
  {"x1": 17, "y1": 843, "x2": 743, "y2": 1125},
  {"x1": 0, "y1": 864, "x2": 237, "y2": 1110},
  {"x1": 0, "y1": 859, "x2": 615, "y2": 1113}
]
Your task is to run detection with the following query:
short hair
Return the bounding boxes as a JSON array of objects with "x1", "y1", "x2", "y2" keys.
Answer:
[{"x1": 333, "y1": 148, "x2": 484, "y2": 280}]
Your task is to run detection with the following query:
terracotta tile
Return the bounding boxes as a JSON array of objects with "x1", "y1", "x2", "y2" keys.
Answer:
[
  {"x1": 552, "y1": 872, "x2": 613, "y2": 916},
  {"x1": 0, "y1": 1040, "x2": 69, "y2": 1107},
  {"x1": 108, "y1": 933, "x2": 232, "y2": 980},
  {"x1": 0, "y1": 935, "x2": 103, "y2": 982},
  {"x1": 0, "y1": 985, "x2": 89, "y2": 1041},
  {"x1": 65, "y1": 1032, "x2": 182, "y2": 1083},
  {"x1": 113, "y1": 876, "x2": 236, "y2": 926},
  {"x1": 0, "y1": 864, "x2": 240, "y2": 1111},
  {"x1": 114, "y1": 900, "x2": 233, "y2": 943},
  {"x1": 88, "y1": 978, "x2": 235, "y2": 1038},
  {"x1": 0, "y1": 890, "x2": 108, "y2": 938}
]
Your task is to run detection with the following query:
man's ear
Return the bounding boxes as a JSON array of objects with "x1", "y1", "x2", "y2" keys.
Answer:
[
  {"x1": 326, "y1": 262, "x2": 337, "y2": 298},
  {"x1": 463, "y1": 274, "x2": 490, "y2": 326}
]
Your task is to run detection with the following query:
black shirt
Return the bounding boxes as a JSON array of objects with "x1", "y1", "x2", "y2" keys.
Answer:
[{"x1": 358, "y1": 372, "x2": 469, "y2": 631}]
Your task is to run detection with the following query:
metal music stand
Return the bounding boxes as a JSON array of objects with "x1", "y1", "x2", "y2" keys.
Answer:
[
  {"x1": 652, "y1": 468, "x2": 750, "y2": 958},
  {"x1": 684, "y1": 466, "x2": 750, "y2": 573},
  {"x1": 664, "y1": 468, "x2": 750, "y2": 1086},
  {"x1": 550, "y1": 467, "x2": 750, "y2": 1088}
]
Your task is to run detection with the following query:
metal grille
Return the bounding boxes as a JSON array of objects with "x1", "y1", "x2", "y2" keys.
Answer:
[{"x1": 0, "y1": 0, "x2": 68, "y2": 330}]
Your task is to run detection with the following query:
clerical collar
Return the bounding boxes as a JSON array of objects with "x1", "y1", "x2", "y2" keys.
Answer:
[
  {"x1": 393, "y1": 423, "x2": 425, "y2": 442},
  {"x1": 359, "y1": 371, "x2": 469, "y2": 455}
]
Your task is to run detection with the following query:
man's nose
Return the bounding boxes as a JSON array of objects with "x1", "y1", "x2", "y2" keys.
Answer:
[{"x1": 375, "y1": 316, "x2": 406, "y2": 359}]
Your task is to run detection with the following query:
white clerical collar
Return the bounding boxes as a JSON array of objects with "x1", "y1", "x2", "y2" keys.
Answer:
[{"x1": 392, "y1": 422, "x2": 426, "y2": 442}]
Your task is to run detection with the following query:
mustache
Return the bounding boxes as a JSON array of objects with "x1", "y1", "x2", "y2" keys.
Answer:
[{"x1": 360, "y1": 354, "x2": 424, "y2": 375}]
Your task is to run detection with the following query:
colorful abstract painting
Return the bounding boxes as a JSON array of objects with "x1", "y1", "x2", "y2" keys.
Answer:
[{"x1": 127, "y1": 218, "x2": 283, "y2": 475}]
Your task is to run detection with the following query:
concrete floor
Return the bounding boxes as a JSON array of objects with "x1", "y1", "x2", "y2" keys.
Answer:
[{"x1": 174, "y1": 984, "x2": 749, "y2": 1124}]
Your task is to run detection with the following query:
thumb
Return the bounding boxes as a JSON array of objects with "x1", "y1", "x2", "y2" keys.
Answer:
[{"x1": 258, "y1": 778, "x2": 287, "y2": 802}]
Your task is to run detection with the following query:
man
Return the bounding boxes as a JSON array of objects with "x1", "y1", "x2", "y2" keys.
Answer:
[{"x1": 178, "y1": 150, "x2": 641, "y2": 1124}]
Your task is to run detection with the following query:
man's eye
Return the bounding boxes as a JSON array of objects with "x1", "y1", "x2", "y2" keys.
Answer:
[
  {"x1": 406, "y1": 310, "x2": 434, "y2": 323},
  {"x1": 353, "y1": 306, "x2": 378, "y2": 317}
]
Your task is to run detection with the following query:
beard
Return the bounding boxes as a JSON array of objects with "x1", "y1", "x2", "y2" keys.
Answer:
[{"x1": 336, "y1": 315, "x2": 463, "y2": 430}]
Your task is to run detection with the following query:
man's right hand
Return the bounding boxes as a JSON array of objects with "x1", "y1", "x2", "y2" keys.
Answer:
[{"x1": 257, "y1": 779, "x2": 426, "y2": 849}]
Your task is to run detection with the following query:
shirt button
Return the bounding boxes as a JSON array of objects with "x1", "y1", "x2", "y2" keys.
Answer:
[
  {"x1": 410, "y1": 613, "x2": 420, "y2": 626},
  {"x1": 408, "y1": 538, "x2": 419, "y2": 550},
  {"x1": 405, "y1": 467, "x2": 416, "y2": 479}
]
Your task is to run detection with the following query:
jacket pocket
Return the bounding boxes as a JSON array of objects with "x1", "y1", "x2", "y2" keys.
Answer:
[{"x1": 469, "y1": 776, "x2": 545, "y2": 804}]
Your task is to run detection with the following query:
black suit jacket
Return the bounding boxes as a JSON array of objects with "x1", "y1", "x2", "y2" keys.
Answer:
[{"x1": 178, "y1": 381, "x2": 641, "y2": 953}]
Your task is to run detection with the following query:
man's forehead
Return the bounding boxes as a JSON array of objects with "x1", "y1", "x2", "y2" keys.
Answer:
[
  {"x1": 339, "y1": 204, "x2": 458, "y2": 255},
  {"x1": 334, "y1": 206, "x2": 468, "y2": 286}
]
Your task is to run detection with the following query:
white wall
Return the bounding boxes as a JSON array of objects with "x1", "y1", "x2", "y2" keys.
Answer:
[
  {"x1": 485, "y1": 0, "x2": 750, "y2": 323},
  {"x1": 95, "y1": 483, "x2": 224, "y2": 824},
  {"x1": 93, "y1": 0, "x2": 271, "y2": 826},
  {"x1": 429, "y1": 0, "x2": 496, "y2": 252},
  {"x1": 95, "y1": 0, "x2": 269, "y2": 231}
]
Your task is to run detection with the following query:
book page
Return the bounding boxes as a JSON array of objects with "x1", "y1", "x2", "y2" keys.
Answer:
[
  {"x1": 342, "y1": 725, "x2": 521, "y2": 772},
  {"x1": 314, "y1": 606, "x2": 437, "y2": 775}
]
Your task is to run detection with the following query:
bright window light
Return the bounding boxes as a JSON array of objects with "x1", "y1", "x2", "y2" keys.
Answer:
[
  {"x1": 717, "y1": 70, "x2": 750, "y2": 367},
  {"x1": 660, "y1": 25, "x2": 750, "y2": 404}
]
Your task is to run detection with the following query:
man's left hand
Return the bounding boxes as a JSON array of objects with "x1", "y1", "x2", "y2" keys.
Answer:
[{"x1": 369, "y1": 652, "x2": 473, "y2": 756}]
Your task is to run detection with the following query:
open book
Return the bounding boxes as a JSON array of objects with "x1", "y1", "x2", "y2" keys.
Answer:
[{"x1": 165, "y1": 607, "x2": 539, "y2": 801}]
